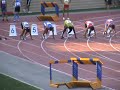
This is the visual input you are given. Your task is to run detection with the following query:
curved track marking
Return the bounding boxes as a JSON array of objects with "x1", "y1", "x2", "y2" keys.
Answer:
[{"x1": 109, "y1": 31, "x2": 120, "y2": 52}]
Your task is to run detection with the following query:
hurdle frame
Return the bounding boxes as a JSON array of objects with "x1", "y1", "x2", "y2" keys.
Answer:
[
  {"x1": 49, "y1": 58, "x2": 103, "y2": 89},
  {"x1": 38, "y1": 2, "x2": 59, "y2": 21}
]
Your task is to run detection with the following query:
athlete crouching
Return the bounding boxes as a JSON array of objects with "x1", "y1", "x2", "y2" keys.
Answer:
[{"x1": 20, "y1": 22, "x2": 33, "y2": 40}]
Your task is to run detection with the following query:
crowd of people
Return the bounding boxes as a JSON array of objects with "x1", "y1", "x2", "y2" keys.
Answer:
[
  {"x1": 105, "y1": 0, "x2": 120, "y2": 9},
  {"x1": 0, "y1": 0, "x2": 32, "y2": 22},
  {"x1": 0, "y1": 0, "x2": 120, "y2": 21}
]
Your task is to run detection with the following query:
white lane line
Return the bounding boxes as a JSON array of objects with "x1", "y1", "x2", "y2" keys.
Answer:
[{"x1": 109, "y1": 31, "x2": 120, "y2": 52}]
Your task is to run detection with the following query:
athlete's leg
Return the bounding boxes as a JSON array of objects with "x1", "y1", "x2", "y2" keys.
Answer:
[
  {"x1": 52, "y1": 28, "x2": 54, "y2": 39},
  {"x1": 67, "y1": 8, "x2": 69, "y2": 18},
  {"x1": 29, "y1": 29, "x2": 33, "y2": 40},
  {"x1": 84, "y1": 24, "x2": 88, "y2": 38},
  {"x1": 43, "y1": 28, "x2": 48, "y2": 39},
  {"x1": 68, "y1": 26, "x2": 77, "y2": 39},
  {"x1": 61, "y1": 26, "x2": 67, "y2": 39},
  {"x1": 20, "y1": 29, "x2": 25, "y2": 39},
  {"x1": 72, "y1": 27, "x2": 77, "y2": 39}
]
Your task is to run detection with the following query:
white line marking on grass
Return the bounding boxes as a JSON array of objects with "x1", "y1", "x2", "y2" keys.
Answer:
[{"x1": 0, "y1": 72, "x2": 44, "y2": 90}]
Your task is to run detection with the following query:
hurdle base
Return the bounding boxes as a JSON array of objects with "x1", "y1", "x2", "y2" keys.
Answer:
[
  {"x1": 50, "y1": 82, "x2": 66, "y2": 88},
  {"x1": 37, "y1": 15, "x2": 59, "y2": 21},
  {"x1": 50, "y1": 81, "x2": 102, "y2": 89}
]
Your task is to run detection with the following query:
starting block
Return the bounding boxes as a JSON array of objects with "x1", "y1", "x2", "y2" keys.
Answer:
[
  {"x1": 9, "y1": 24, "x2": 17, "y2": 36},
  {"x1": 31, "y1": 24, "x2": 38, "y2": 35},
  {"x1": 49, "y1": 24, "x2": 57, "y2": 35}
]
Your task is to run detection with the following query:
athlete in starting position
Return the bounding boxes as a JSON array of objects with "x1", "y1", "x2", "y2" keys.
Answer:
[
  {"x1": 43, "y1": 21, "x2": 54, "y2": 39},
  {"x1": 84, "y1": 21, "x2": 96, "y2": 38},
  {"x1": 61, "y1": 18, "x2": 77, "y2": 39},
  {"x1": 104, "y1": 19, "x2": 116, "y2": 37},
  {"x1": 20, "y1": 21, "x2": 33, "y2": 40}
]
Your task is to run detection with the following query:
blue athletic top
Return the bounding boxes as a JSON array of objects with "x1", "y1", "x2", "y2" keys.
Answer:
[
  {"x1": 44, "y1": 21, "x2": 52, "y2": 28},
  {"x1": 1, "y1": 0, "x2": 7, "y2": 9},
  {"x1": 14, "y1": 0, "x2": 21, "y2": 7}
]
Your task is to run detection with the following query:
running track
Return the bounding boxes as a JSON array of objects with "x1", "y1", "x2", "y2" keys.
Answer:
[{"x1": 0, "y1": 10, "x2": 120, "y2": 90}]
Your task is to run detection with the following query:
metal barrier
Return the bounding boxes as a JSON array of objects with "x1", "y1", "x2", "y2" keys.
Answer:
[{"x1": 38, "y1": 2, "x2": 59, "y2": 21}]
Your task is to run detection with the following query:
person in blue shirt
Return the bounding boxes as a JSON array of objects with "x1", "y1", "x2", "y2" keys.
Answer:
[
  {"x1": 13, "y1": 0, "x2": 21, "y2": 21},
  {"x1": 43, "y1": 21, "x2": 54, "y2": 39}
]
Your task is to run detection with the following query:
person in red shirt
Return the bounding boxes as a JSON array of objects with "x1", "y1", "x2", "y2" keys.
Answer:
[
  {"x1": 84, "y1": 21, "x2": 96, "y2": 38},
  {"x1": 60, "y1": 0, "x2": 71, "y2": 20}
]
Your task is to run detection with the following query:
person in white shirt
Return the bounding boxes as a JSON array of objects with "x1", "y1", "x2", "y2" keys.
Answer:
[
  {"x1": 104, "y1": 19, "x2": 116, "y2": 37},
  {"x1": 20, "y1": 22, "x2": 33, "y2": 40}
]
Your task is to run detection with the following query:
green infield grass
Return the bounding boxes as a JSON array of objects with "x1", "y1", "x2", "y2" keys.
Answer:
[{"x1": 0, "y1": 73, "x2": 41, "y2": 90}]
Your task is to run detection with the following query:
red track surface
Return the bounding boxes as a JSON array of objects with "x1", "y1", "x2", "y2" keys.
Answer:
[{"x1": 0, "y1": 11, "x2": 120, "y2": 90}]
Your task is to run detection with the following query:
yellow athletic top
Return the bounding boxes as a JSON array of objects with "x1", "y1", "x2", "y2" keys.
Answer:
[{"x1": 64, "y1": 20, "x2": 73, "y2": 27}]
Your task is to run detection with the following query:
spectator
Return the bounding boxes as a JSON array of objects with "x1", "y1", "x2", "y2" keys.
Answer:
[
  {"x1": 13, "y1": 0, "x2": 22, "y2": 22},
  {"x1": 23, "y1": 0, "x2": 32, "y2": 13},
  {"x1": 0, "y1": 0, "x2": 8, "y2": 21},
  {"x1": 60, "y1": 0, "x2": 71, "y2": 20},
  {"x1": 112, "y1": 0, "x2": 118, "y2": 7},
  {"x1": 105, "y1": 0, "x2": 112, "y2": 9},
  {"x1": 61, "y1": 18, "x2": 77, "y2": 39},
  {"x1": 104, "y1": 0, "x2": 107, "y2": 8}
]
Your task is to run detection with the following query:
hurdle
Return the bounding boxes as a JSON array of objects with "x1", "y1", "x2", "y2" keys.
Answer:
[
  {"x1": 37, "y1": 2, "x2": 59, "y2": 21},
  {"x1": 49, "y1": 58, "x2": 103, "y2": 89}
]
